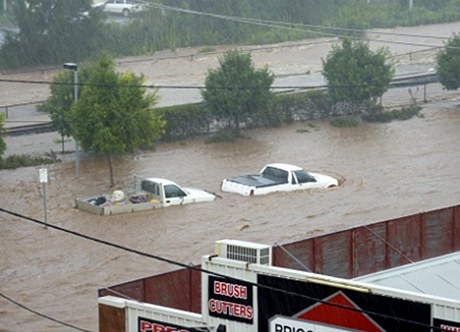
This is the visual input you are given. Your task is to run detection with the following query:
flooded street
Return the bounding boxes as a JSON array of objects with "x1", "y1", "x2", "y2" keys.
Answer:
[{"x1": 1, "y1": 22, "x2": 460, "y2": 331}]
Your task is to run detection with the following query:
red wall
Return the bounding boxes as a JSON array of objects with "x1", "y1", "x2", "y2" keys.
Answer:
[{"x1": 272, "y1": 205, "x2": 460, "y2": 278}]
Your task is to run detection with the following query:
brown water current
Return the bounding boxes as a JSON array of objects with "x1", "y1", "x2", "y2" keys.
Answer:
[{"x1": 1, "y1": 22, "x2": 460, "y2": 331}]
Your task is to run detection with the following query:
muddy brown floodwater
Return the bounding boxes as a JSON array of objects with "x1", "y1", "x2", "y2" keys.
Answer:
[{"x1": 1, "y1": 22, "x2": 460, "y2": 332}]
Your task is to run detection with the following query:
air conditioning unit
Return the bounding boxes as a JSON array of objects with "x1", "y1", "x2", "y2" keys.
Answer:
[{"x1": 215, "y1": 239, "x2": 272, "y2": 266}]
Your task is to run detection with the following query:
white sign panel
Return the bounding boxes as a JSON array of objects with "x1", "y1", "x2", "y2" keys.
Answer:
[
  {"x1": 39, "y1": 168, "x2": 48, "y2": 183},
  {"x1": 270, "y1": 315, "x2": 354, "y2": 332}
]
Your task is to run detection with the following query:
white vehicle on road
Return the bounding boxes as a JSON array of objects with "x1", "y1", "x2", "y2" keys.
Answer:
[
  {"x1": 221, "y1": 163, "x2": 338, "y2": 196},
  {"x1": 101, "y1": 0, "x2": 145, "y2": 16}
]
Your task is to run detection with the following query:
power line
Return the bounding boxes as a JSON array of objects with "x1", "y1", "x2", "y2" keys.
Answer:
[
  {"x1": 0, "y1": 292, "x2": 93, "y2": 332},
  {"x1": 152, "y1": 0, "x2": 450, "y2": 41},
  {"x1": 0, "y1": 207, "x2": 444, "y2": 330},
  {"x1": 0, "y1": 75, "x2": 437, "y2": 90},
  {"x1": 141, "y1": 1, "x2": 455, "y2": 50}
]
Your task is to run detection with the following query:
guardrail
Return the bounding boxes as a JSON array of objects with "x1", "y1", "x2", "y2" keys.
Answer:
[{"x1": 4, "y1": 122, "x2": 54, "y2": 136}]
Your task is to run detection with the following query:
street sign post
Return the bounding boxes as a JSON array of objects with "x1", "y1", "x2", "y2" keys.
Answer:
[{"x1": 39, "y1": 168, "x2": 48, "y2": 226}]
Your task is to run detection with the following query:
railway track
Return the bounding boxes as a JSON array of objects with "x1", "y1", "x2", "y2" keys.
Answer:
[{"x1": 4, "y1": 122, "x2": 55, "y2": 136}]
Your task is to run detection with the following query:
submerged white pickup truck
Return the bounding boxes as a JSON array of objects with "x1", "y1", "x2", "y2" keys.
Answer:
[
  {"x1": 76, "y1": 177, "x2": 216, "y2": 215},
  {"x1": 221, "y1": 163, "x2": 338, "y2": 196}
]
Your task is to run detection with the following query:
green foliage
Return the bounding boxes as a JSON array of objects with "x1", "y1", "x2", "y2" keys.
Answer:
[
  {"x1": 202, "y1": 50, "x2": 274, "y2": 132},
  {"x1": 156, "y1": 103, "x2": 211, "y2": 141},
  {"x1": 0, "y1": 0, "x2": 106, "y2": 68},
  {"x1": 0, "y1": 154, "x2": 56, "y2": 170},
  {"x1": 3, "y1": 1, "x2": 460, "y2": 69},
  {"x1": 330, "y1": 117, "x2": 360, "y2": 127},
  {"x1": 362, "y1": 105, "x2": 422, "y2": 122},
  {"x1": 322, "y1": 39, "x2": 394, "y2": 114},
  {"x1": 150, "y1": 90, "x2": 334, "y2": 141},
  {"x1": 68, "y1": 53, "x2": 165, "y2": 185},
  {"x1": 437, "y1": 33, "x2": 460, "y2": 90},
  {"x1": 273, "y1": 90, "x2": 334, "y2": 123},
  {"x1": 324, "y1": 0, "x2": 460, "y2": 30},
  {"x1": 69, "y1": 54, "x2": 165, "y2": 154},
  {"x1": 38, "y1": 69, "x2": 87, "y2": 139}
]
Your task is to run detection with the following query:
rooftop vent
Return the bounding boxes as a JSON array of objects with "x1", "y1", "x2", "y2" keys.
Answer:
[{"x1": 215, "y1": 239, "x2": 272, "y2": 266}]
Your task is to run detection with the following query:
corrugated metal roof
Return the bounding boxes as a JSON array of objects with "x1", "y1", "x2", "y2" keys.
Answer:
[{"x1": 354, "y1": 252, "x2": 460, "y2": 302}]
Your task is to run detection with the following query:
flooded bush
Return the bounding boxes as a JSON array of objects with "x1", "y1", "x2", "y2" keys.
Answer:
[
  {"x1": 0, "y1": 154, "x2": 56, "y2": 170},
  {"x1": 330, "y1": 117, "x2": 360, "y2": 127},
  {"x1": 362, "y1": 105, "x2": 422, "y2": 123}
]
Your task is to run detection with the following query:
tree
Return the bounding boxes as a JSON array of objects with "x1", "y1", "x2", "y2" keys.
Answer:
[
  {"x1": 0, "y1": 0, "x2": 105, "y2": 68},
  {"x1": 437, "y1": 33, "x2": 460, "y2": 90},
  {"x1": 39, "y1": 69, "x2": 90, "y2": 153},
  {"x1": 322, "y1": 39, "x2": 394, "y2": 114},
  {"x1": 68, "y1": 54, "x2": 165, "y2": 187},
  {"x1": 202, "y1": 49, "x2": 274, "y2": 133}
]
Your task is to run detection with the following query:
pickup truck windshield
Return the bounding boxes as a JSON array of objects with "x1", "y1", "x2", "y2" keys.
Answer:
[{"x1": 262, "y1": 167, "x2": 289, "y2": 183}]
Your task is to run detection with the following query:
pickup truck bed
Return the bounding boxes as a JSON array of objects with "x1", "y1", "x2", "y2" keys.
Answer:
[{"x1": 225, "y1": 174, "x2": 287, "y2": 188}]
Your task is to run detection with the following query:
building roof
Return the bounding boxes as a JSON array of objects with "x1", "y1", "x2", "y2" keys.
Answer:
[{"x1": 355, "y1": 251, "x2": 460, "y2": 302}]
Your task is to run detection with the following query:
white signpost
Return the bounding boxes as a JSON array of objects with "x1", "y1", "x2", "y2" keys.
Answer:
[{"x1": 39, "y1": 168, "x2": 48, "y2": 226}]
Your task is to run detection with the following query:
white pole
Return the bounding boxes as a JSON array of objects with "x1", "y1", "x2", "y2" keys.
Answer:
[
  {"x1": 64, "y1": 63, "x2": 80, "y2": 177},
  {"x1": 39, "y1": 168, "x2": 48, "y2": 227},
  {"x1": 409, "y1": 0, "x2": 413, "y2": 11}
]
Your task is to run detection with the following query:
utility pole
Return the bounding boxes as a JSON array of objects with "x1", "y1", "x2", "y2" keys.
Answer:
[
  {"x1": 63, "y1": 62, "x2": 80, "y2": 177},
  {"x1": 409, "y1": 0, "x2": 413, "y2": 11}
]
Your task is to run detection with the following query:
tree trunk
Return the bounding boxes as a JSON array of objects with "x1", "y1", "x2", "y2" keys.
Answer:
[
  {"x1": 108, "y1": 154, "x2": 114, "y2": 187},
  {"x1": 234, "y1": 114, "x2": 240, "y2": 133}
]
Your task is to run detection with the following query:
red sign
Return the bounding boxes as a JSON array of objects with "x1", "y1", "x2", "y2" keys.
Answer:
[{"x1": 295, "y1": 291, "x2": 385, "y2": 332}]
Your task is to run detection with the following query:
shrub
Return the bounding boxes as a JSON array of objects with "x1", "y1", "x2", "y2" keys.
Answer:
[
  {"x1": 330, "y1": 117, "x2": 360, "y2": 127},
  {"x1": 362, "y1": 105, "x2": 422, "y2": 123},
  {"x1": 0, "y1": 154, "x2": 57, "y2": 170}
]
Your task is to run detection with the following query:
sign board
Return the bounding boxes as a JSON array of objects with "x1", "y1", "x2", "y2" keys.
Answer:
[
  {"x1": 270, "y1": 315, "x2": 355, "y2": 332},
  {"x1": 39, "y1": 168, "x2": 48, "y2": 183},
  {"x1": 138, "y1": 317, "x2": 203, "y2": 332},
  {"x1": 433, "y1": 318, "x2": 460, "y2": 331},
  {"x1": 257, "y1": 274, "x2": 431, "y2": 332},
  {"x1": 208, "y1": 275, "x2": 254, "y2": 324}
]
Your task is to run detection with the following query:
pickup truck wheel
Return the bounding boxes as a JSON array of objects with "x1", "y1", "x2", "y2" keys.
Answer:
[{"x1": 122, "y1": 8, "x2": 130, "y2": 17}]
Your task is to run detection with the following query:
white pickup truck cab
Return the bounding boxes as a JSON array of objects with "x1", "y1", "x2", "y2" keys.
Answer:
[
  {"x1": 221, "y1": 163, "x2": 338, "y2": 196},
  {"x1": 140, "y1": 178, "x2": 216, "y2": 207}
]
